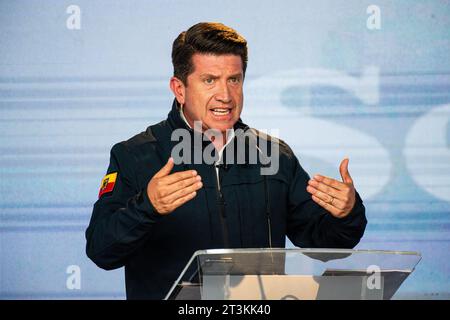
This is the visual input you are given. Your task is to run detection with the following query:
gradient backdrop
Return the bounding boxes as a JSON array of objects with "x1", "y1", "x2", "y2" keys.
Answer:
[{"x1": 1, "y1": 0, "x2": 449, "y2": 299}]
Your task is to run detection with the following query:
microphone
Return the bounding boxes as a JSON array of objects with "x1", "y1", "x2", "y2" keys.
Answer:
[
  {"x1": 215, "y1": 163, "x2": 230, "y2": 171},
  {"x1": 214, "y1": 160, "x2": 230, "y2": 248},
  {"x1": 263, "y1": 167, "x2": 273, "y2": 249},
  {"x1": 250, "y1": 130, "x2": 273, "y2": 249}
]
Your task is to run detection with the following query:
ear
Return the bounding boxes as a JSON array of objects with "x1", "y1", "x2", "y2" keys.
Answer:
[{"x1": 170, "y1": 77, "x2": 186, "y2": 105}]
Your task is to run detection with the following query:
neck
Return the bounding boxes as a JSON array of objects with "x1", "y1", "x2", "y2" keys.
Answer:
[{"x1": 204, "y1": 129, "x2": 228, "y2": 151}]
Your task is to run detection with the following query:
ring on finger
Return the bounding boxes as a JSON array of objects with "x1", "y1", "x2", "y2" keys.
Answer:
[{"x1": 328, "y1": 196, "x2": 334, "y2": 205}]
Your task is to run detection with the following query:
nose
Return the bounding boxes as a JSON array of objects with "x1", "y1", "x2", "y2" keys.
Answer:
[{"x1": 215, "y1": 81, "x2": 232, "y2": 104}]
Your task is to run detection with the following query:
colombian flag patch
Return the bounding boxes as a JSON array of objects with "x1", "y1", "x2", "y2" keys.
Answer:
[{"x1": 98, "y1": 172, "x2": 118, "y2": 198}]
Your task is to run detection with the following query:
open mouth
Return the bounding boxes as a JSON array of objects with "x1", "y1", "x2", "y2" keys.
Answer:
[{"x1": 210, "y1": 108, "x2": 232, "y2": 116}]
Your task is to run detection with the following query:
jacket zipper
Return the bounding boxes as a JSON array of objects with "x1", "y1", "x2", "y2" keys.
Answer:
[{"x1": 215, "y1": 165, "x2": 230, "y2": 248}]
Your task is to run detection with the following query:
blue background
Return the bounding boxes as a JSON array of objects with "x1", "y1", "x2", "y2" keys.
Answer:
[{"x1": 0, "y1": 0, "x2": 449, "y2": 299}]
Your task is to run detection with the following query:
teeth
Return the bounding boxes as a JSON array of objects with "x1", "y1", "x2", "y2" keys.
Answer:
[{"x1": 211, "y1": 108, "x2": 230, "y2": 115}]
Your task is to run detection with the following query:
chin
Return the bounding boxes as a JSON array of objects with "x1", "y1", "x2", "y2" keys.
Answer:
[
  {"x1": 215, "y1": 123, "x2": 235, "y2": 132},
  {"x1": 204, "y1": 120, "x2": 232, "y2": 131}
]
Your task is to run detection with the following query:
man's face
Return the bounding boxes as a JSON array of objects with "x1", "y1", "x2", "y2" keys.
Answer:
[{"x1": 182, "y1": 53, "x2": 244, "y2": 134}]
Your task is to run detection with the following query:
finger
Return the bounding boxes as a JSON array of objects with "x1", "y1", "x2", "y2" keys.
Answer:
[
  {"x1": 154, "y1": 157, "x2": 175, "y2": 178},
  {"x1": 307, "y1": 185, "x2": 346, "y2": 210},
  {"x1": 311, "y1": 195, "x2": 344, "y2": 217},
  {"x1": 339, "y1": 158, "x2": 354, "y2": 184},
  {"x1": 159, "y1": 175, "x2": 201, "y2": 198},
  {"x1": 313, "y1": 174, "x2": 347, "y2": 191},
  {"x1": 160, "y1": 170, "x2": 198, "y2": 185},
  {"x1": 308, "y1": 179, "x2": 346, "y2": 201},
  {"x1": 170, "y1": 191, "x2": 198, "y2": 210},
  {"x1": 163, "y1": 180, "x2": 203, "y2": 202}
]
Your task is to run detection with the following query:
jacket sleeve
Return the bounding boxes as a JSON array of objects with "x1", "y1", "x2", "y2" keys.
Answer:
[
  {"x1": 85, "y1": 143, "x2": 163, "y2": 270},
  {"x1": 286, "y1": 156, "x2": 367, "y2": 249}
]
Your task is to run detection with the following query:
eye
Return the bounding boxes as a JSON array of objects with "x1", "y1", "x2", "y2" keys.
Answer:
[
  {"x1": 204, "y1": 78, "x2": 215, "y2": 85},
  {"x1": 229, "y1": 77, "x2": 240, "y2": 84}
]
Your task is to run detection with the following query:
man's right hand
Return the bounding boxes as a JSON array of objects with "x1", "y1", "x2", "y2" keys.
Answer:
[{"x1": 147, "y1": 157, "x2": 202, "y2": 215}]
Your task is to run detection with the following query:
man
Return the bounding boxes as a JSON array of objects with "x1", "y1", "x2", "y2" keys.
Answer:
[{"x1": 85, "y1": 22, "x2": 367, "y2": 299}]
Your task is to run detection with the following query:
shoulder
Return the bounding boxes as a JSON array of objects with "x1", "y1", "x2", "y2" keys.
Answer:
[
  {"x1": 247, "y1": 127, "x2": 295, "y2": 160},
  {"x1": 110, "y1": 120, "x2": 167, "y2": 164},
  {"x1": 122, "y1": 124, "x2": 158, "y2": 150},
  {"x1": 242, "y1": 127, "x2": 300, "y2": 180}
]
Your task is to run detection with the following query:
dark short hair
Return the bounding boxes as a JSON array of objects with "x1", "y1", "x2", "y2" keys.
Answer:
[{"x1": 171, "y1": 22, "x2": 248, "y2": 85}]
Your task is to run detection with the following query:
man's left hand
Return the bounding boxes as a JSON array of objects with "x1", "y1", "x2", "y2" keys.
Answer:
[{"x1": 306, "y1": 158, "x2": 356, "y2": 219}]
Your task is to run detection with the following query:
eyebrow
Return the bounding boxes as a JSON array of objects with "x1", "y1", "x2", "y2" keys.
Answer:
[
  {"x1": 199, "y1": 73, "x2": 220, "y2": 79},
  {"x1": 228, "y1": 73, "x2": 243, "y2": 79},
  {"x1": 199, "y1": 73, "x2": 243, "y2": 79}
]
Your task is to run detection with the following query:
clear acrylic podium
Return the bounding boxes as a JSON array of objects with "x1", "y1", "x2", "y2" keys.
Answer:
[{"x1": 165, "y1": 248, "x2": 421, "y2": 300}]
